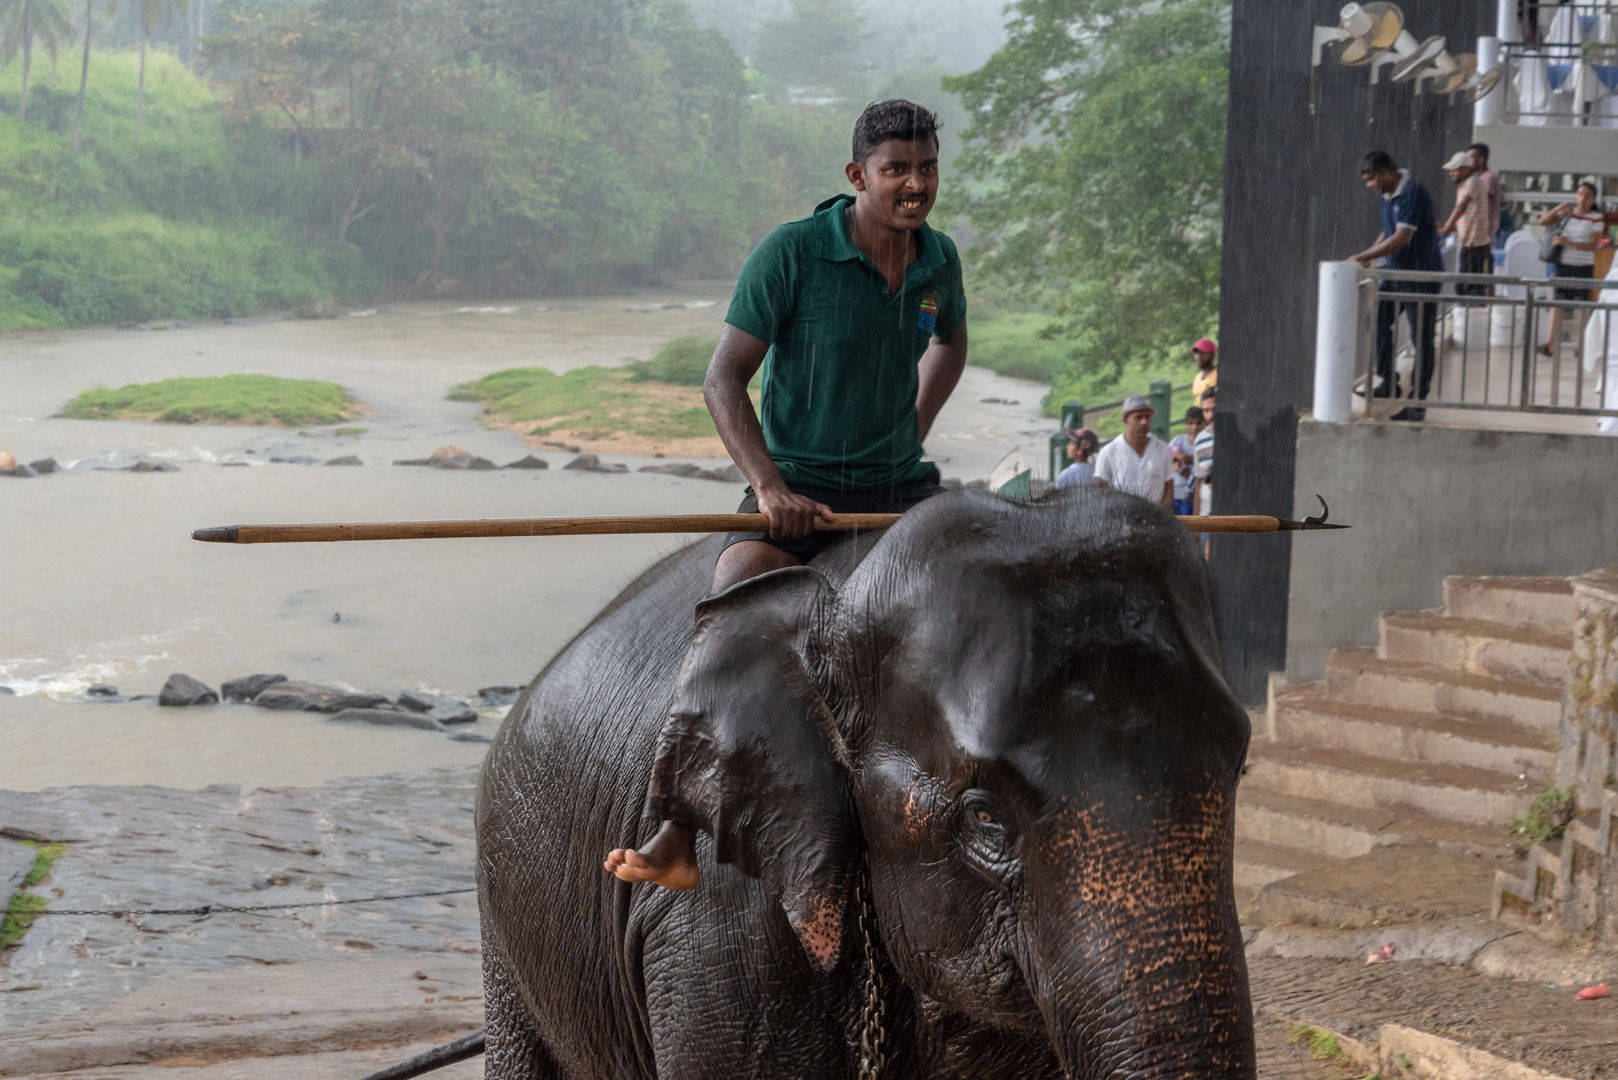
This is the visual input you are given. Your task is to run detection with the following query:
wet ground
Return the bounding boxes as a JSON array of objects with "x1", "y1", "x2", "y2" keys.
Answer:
[{"x1": 1, "y1": 285, "x2": 1052, "y2": 789}]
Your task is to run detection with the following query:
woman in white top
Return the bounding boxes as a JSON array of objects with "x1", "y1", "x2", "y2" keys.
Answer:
[{"x1": 1539, "y1": 181, "x2": 1607, "y2": 359}]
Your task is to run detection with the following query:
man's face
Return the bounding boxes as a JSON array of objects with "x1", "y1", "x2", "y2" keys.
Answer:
[
  {"x1": 1201, "y1": 397, "x2": 1216, "y2": 421},
  {"x1": 1185, "y1": 413, "x2": 1203, "y2": 439},
  {"x1": 1449, "y1": 166, "x2": 1470, "y2": 184},
  {"x1": 1192, "y1": 347, "x2": 1215, "y2": 370},
  {"x1": 1123, "y1": 409, "x2": 1153, "y2": 442},
  {"x1": 847, "y1": 138, "x2": 940, "y2": 231},
  {"x1": 1362, "y1": 168, "x2": 1399, "y2": 195}
]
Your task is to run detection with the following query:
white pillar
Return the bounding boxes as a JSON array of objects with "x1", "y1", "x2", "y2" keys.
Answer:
[
  {"x1": 1475, "y1": 37, "x2": 1503, "y2": 127},
  {"x1": 1314, "y1": 262, "x2": 1360, "y2": 423},
  {"x1": 1497, "y1": 0, "x2": 1520, "y2": 40}
]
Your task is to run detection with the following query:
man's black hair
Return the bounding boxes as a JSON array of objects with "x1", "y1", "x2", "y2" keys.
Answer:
[
  {"x1": 1361, "y1": 150, "x2": 1399, "y2": 176},
  {"x1": 852, "y1": 99, "x2": 940, "y2": 164},
  {"x1": 1468, "y1": 141, "x2": 1490, "y2": 162},
  {"x1": 1578, "y1": 179, "x2": 1599, "y2": 196},
  {"x1": 1184, "y1": 406, "x2": 1206, "y2": 422},
  {"x1": 1200, "y1": 386, "x2": 1216, "y2": 402}
]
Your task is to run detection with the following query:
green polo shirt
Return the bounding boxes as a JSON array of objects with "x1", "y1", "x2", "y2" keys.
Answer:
[{"x1": 725, "y1": 194, "x2": 966, "y2": 492}]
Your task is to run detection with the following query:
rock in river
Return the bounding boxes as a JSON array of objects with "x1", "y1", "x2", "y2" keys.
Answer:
[
  {"x1": 128, "y1": 461, "x2": 181, "y2": 473},
  {"x1": 478, "y1": 685, "x2": 521, "y2": 706},
  {"x1": 29, "y1": 458, "x2": 58, "y2": 474},
  {"x1": 326, "y1": 708, "x2": 447, "y2": 732},
  {"x1": 84, "y1": 684, "x2": 120, "y2": 697},
  {"x1": 325, "y1": 455, "x2": 363, "y2": 466},
  {"x1": 503, "y1": 455, "x2": 549, "y2": 470},
  {"x1": 158, "y1": 674, "x2": 219, "y2": 707},
  {"x1": 253, "y1": 681, "x2": 389, "y2": 713},
  {"x1": 397, "y1": 691, "x2": 478, "y2": 725},
  {"x1": 563, "y1": 454, "x2": 627, "y2": 474},
  {"x1": 220, "y1": 673, "x2": 289, "y2": 703}
]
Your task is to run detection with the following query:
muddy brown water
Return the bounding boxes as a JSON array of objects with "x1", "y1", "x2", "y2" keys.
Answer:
[{"x1": 0, "y1": 285, "x2": 1052, "y2": 790}]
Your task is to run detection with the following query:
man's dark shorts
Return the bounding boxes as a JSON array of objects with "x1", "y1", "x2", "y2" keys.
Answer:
[{"x1": 722, "y1": 465, "x2": 945, "y2": 564}]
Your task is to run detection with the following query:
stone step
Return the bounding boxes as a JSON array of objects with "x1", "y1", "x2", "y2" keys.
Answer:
[
  {"x1": 1324, "y1": 647, "x2": 1561, "y2": 733},
  {"x1": 1234, "y1": 838, "x2": 1340, "y2": 890},
  {"x1": 1270, "y1": 687, "x2": 1556, "y2": 779},
  {"x1": 1234, "y1": 787, "x2": 1511, "y2": 861},
  {"x1": 1243, "y1": 742, "x2": 1535, "y2": 828},
  {"x1": 1246, "y1": 844, "x2": 1511, "y2": 928},
  {"x1": 1443, "y1": 574, "x2": 1574, "y2": 633},
  {"x1": 1378, "y1": 610, "x2": 1572, "y2": 688}
]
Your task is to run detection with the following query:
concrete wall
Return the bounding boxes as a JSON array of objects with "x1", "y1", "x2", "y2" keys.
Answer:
[
  {"x1": 1284, "y1": 420, "x2": 1618, "y2": 683},
  {"x1": 1216, "y1": 0, "x2": 1483, "y2": 702}
]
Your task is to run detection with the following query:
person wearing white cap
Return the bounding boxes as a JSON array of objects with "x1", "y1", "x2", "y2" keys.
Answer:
[
  {"x1": 1437, "y1": 150, "x2": 1494, "y2": 298},
  {"x1": 1092, "y1": 395, "x2": 1174, "y2": 507}
]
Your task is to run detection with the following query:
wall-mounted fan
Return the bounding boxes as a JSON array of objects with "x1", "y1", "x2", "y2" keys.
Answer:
[
  {"x1": 1379, "y1": 31, "x2": 1449, "y2": 83},
  {"x1": 1313, "y1": 3, "x2": 1406, "y2": 67}
]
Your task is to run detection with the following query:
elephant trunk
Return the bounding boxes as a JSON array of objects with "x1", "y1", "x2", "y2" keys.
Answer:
[{"x1": 1025, "y1": 781, "x2": 1255, "y2": 1080}]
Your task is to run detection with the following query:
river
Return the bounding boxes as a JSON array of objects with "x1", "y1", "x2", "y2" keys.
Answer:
[{"x1": 0, "y1": 283, "x2": 1052, "y2": 790}]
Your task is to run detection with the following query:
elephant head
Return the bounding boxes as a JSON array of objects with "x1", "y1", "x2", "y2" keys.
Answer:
[{"x1": 651, "y1": 488, "x2": 1254, "y2": 1079}]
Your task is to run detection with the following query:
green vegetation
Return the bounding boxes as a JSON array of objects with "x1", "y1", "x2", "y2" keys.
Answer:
[
  {"x1": 626, "y1": 335, "x2": 719, "y2": 386},
  {"x1": 968, "y1": 303, "x2": 1197, "y2": 435},
  {"x1": 452, "y1": 365, "x2": 719, "y2": 443},
  {"x1": 0, "y1": 50, "x2": 374, "y2": 329},
  {"x1": 947, "y1": 0, "x2": 1227, "y2": 384},
  {"x1": 2, "y1": 840, "x2": 67, "y2": 951},
  {"x1": 59, "y1": 374, "x2": 355, "y2": 426},
  {"x1": 1505, "y1": 785, "x2": 1575, "y2": 855},
  {"x1": 1286, "y1": 1025, "x2": 1349, "y2": 1065}
]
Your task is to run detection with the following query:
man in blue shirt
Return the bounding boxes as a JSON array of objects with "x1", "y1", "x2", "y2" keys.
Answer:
[{"x1": 1351, "y1": 150, "x2": 1443, "y2": 422}]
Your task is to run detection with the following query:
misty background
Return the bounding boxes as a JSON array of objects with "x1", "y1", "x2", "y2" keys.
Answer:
[{"x1": 0, "y1": 0, "x2": 1227, "y2": 406}]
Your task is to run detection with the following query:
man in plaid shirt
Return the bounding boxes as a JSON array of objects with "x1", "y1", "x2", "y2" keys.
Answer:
[{"x1": 1439, "y1": 150, "x2": 1494, "y2": 298}]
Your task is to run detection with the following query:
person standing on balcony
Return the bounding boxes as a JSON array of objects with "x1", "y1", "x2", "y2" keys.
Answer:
[
  {"x1": 1438, "y1": 150, "x2": 1494, "y2": 298},
  {"x1": 1538, "y1": 180, "x2": 1604, "y2": 361},
  {"x1": 1093, "y1": 396, "x2": 1173, "y2": 507},
  {"x1": 1350, "y1": 150, "x2": 1443, "y2": 423},
  {"x1": 1466, "y1": 143, "x2": 1505, "y2": 243},
  {"x1": 1190, "y1": 338, "x2": 1218, "y2": 402}
]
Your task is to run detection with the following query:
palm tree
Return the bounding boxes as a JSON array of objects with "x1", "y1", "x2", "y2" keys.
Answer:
[
  {"x1": 0, "y1": 0, "x2": 75, "y2": 122},
  {"x1": 71, "y1": 0, "x2": 115, "y2": 152},
  {"x1": 134, "y1": 0, "x2": 184, "y2": 148}
]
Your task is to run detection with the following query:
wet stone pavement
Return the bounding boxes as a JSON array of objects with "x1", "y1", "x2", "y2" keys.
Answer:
[{"x1": 0, "y1": 767, "x2": 481, "y2": 1029}]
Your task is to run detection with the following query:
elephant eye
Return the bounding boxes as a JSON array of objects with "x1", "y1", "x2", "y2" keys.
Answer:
[{"x1": 960, "y1": 790, "x2": 1011, "y2": 843}]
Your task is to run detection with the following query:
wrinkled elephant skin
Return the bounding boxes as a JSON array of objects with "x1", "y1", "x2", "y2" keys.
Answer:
[{"x1": 476, "y1": 488, "x2": 1255, "y2": 1079}]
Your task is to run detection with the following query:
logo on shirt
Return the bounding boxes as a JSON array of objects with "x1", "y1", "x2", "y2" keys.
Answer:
[{"x1": 918, "y1": 291, "x2": 938, "y2": 334}]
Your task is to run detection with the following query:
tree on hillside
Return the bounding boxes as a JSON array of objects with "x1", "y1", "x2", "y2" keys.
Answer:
[
  {"x1": 945, "y1": 0, "x2": 1228, "y2": 384},
  {"x1": 71, "y1": 0, "x2": 115, "y2": 152},
  {"x1": 752, "y1": 0, "x2": 870, "y2": 98},
  {"x1": 134, "y1": 0, "x2": 185, "y2": 147},
  {"x1": 0, "y1": 0, "x2": 75, "y2": 122}
]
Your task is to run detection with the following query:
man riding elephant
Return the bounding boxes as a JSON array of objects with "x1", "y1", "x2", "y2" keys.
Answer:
[{"x1": 604, "y1": 98, "x2": 970, "y2": 891}]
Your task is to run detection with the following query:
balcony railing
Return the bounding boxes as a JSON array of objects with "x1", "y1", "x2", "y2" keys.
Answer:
[
  {"x1": 1314, "y1": 264, "x2": 1618, "y2": 428},
  {"x1": 1496, "y1": 35, "x2": 1618, "y2": 127}
]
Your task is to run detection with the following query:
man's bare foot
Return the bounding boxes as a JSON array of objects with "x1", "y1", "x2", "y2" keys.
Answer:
[{"x1": 603, "y1": 820, "x2": 700, "y2": 889}]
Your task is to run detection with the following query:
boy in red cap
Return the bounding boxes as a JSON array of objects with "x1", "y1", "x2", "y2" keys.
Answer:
[{"x1": 1191, "y1": 338, "x2": 1218, "y2": 403}]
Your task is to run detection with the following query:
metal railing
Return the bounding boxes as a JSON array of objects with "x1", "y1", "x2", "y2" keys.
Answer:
[
  {"x1": 1497, "y1": 33, "x2": 1618, "y2": 127},
  {"x1": 1350, "y1": 267, "x2": 1618, "y2": 419}
]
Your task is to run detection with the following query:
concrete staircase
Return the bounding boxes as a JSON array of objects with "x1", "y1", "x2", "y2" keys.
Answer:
[{"x1": 1236, "y1": 575, "x2": 1574, "y2": 928}]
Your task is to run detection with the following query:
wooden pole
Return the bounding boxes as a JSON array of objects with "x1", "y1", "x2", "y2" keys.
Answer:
[{"x1": 193, "y1": 513, "x2": 1338, "y2": 545}]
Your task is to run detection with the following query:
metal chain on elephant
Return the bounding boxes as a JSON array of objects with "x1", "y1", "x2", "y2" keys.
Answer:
[{"x1": 855, "y1": 851, "x2": 888, "y2": 1080}]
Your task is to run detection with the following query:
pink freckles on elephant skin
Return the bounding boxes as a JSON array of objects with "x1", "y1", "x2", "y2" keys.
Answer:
[{"x1": 791, "y1": 890, "x2": 846, "y2": 972}]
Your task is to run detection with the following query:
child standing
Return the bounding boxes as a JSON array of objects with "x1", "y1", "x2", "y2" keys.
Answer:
[{"x1": 1054, "y1": 428, "x2": 1100, "y2": 490}]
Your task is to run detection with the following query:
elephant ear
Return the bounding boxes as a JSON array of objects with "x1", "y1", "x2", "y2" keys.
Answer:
[{"x1": 648, "y1": 565, "x2": 856, "y2": 971}]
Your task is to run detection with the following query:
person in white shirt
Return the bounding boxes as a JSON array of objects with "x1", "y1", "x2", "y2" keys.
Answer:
[
  {"x1": 1054, "y1": 428, "x2": 1100, "y2": 490},
  {"x1": 1539, "y1": 181, "x2": 1606, "y2": 360},
  {"x1": 1093, "y1": 396, "x2": 1173, "y2": 507}
]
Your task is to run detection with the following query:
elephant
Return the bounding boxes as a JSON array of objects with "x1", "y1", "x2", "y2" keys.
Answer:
[{"x1": 474, "y1": 486, "x2": 1256, "y2": 1080}]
